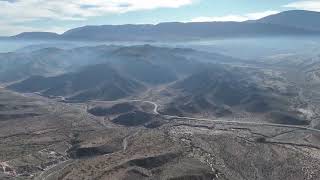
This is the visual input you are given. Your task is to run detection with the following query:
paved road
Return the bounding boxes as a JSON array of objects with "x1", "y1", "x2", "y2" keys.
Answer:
[
  {"x1": 168, "y1": 115, "x2": 320, "y2": 133},
  {"x1": 98, "y1": 99, "x2": 320, "y2": 133},
  {"x1": 19, "y1": 95, "x2": 320, "y2": 133},
  {"x1": 17, "y1": 93, "x2": 320, "y2": 133}
]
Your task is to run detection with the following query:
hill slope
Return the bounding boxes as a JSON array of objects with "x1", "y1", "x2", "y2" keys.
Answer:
[{"x1": 8, "y1": 64, "x2": 145, "y2": 101}]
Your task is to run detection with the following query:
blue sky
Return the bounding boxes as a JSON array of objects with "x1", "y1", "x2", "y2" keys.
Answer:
[{"x1": 0, "y1": 0, "x2": 320, "y2": 36}]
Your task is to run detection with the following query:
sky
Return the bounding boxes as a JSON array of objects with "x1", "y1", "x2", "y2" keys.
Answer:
[{"x1": 0, "y1": 0, "x2": 320, "y2": 36}]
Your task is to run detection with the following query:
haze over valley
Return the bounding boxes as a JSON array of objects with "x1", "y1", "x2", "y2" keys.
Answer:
[{"x1": 1, "y1": 3, "x2": 320, "y2": 180}]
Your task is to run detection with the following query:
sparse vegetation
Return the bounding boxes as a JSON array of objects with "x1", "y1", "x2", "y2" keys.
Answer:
[{"x1": 1, "y1": 11, "x2": 320, "y2": 179}]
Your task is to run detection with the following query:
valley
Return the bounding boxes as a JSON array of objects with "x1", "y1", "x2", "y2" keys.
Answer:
[
  {"x1": 1, "y1": 43, "x2": 320, "y2": 179},
  {"x1": 1, "y1": 10, "x2": 320, "y2": 180}
]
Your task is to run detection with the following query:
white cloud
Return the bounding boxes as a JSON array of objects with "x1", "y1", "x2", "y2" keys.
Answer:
[
  {"x1": 0, "y1": 0, "x2": 195, "y2": 22},
  {"x1": 190, "y1": 10, "x2": 279, "y2": 22},
  {"x1": 284, "y1": 0, "x2": 320, "y2": 11},
  {"x1": 246, "y1": 11, "x2": 280, "y2": 20}
]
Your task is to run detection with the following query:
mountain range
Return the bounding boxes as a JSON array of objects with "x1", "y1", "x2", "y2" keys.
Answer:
[
  {"x1": 2, "y1": 10, "x2": 320, "y2": 42},
  {"x1": 3, "y1": 43, "x2": 309, "y2": 124},
  {"x1": 2, "y1": 7, "x2": 320, "y2": 180},
  {"x1": 0, "y1": 44, "x2": 240, "y2": 83},
  {"x1": 4, "y1": 45, "x2": 241, "y2": 101}
]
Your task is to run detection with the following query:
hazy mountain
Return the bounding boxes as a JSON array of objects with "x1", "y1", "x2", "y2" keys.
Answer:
[
  {"x1": 105, "y1": 45, "x2": 209, "y2": 84},
  {"x1": 0, "y1": 45, "x2": 122, "y2": 82},
  {"x1": 257, "y1": 10, "x2": 320, "y2": 31},
  {"x1": 9, "y1": 64, "x2": 145, "y2": 101},
  {"x1": 0, "y1": 48, "x2": 68, "y2": 82},
  {"x1": 0, "y1": 45, "x2": 239, "y2": 84},
  {"x1": 3, "y1": 45, "x2": 248, "y2": 102}
]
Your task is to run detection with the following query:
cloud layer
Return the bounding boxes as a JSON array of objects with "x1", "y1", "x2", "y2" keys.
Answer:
[
  {"x1": 284, "y1": 0, "x2": 320, "y2": 11},
  {"x1": 0, "y1": 0, "x2": 194, "y2": 22},
  {"x1": 190, "y1": 11, "x2": 279, "y2": 22}
]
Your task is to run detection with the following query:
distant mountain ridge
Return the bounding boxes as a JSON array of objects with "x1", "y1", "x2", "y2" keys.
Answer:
[
  {"x1": 60, "y1": 22, "x2": 317, "y2": 41},
  {"x1": 257, "y1": 10, "x2": 320, "y2": 31},
  {"x1": 2, "y1": 10, "x2": 320, "y2": 41}
]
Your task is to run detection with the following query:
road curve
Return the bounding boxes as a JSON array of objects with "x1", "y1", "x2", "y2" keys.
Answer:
[
  {"x1": 90, "y1": 99, "x2": 159, "y2": 115},
  {"x1": 38, "y1": 160, "x2": 73, "y2": 180}
]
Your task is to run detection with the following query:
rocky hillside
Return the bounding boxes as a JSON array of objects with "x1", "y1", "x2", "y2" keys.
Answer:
[{"x1": 160, "y1": 65, "x2": 310, "y2": 125}]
